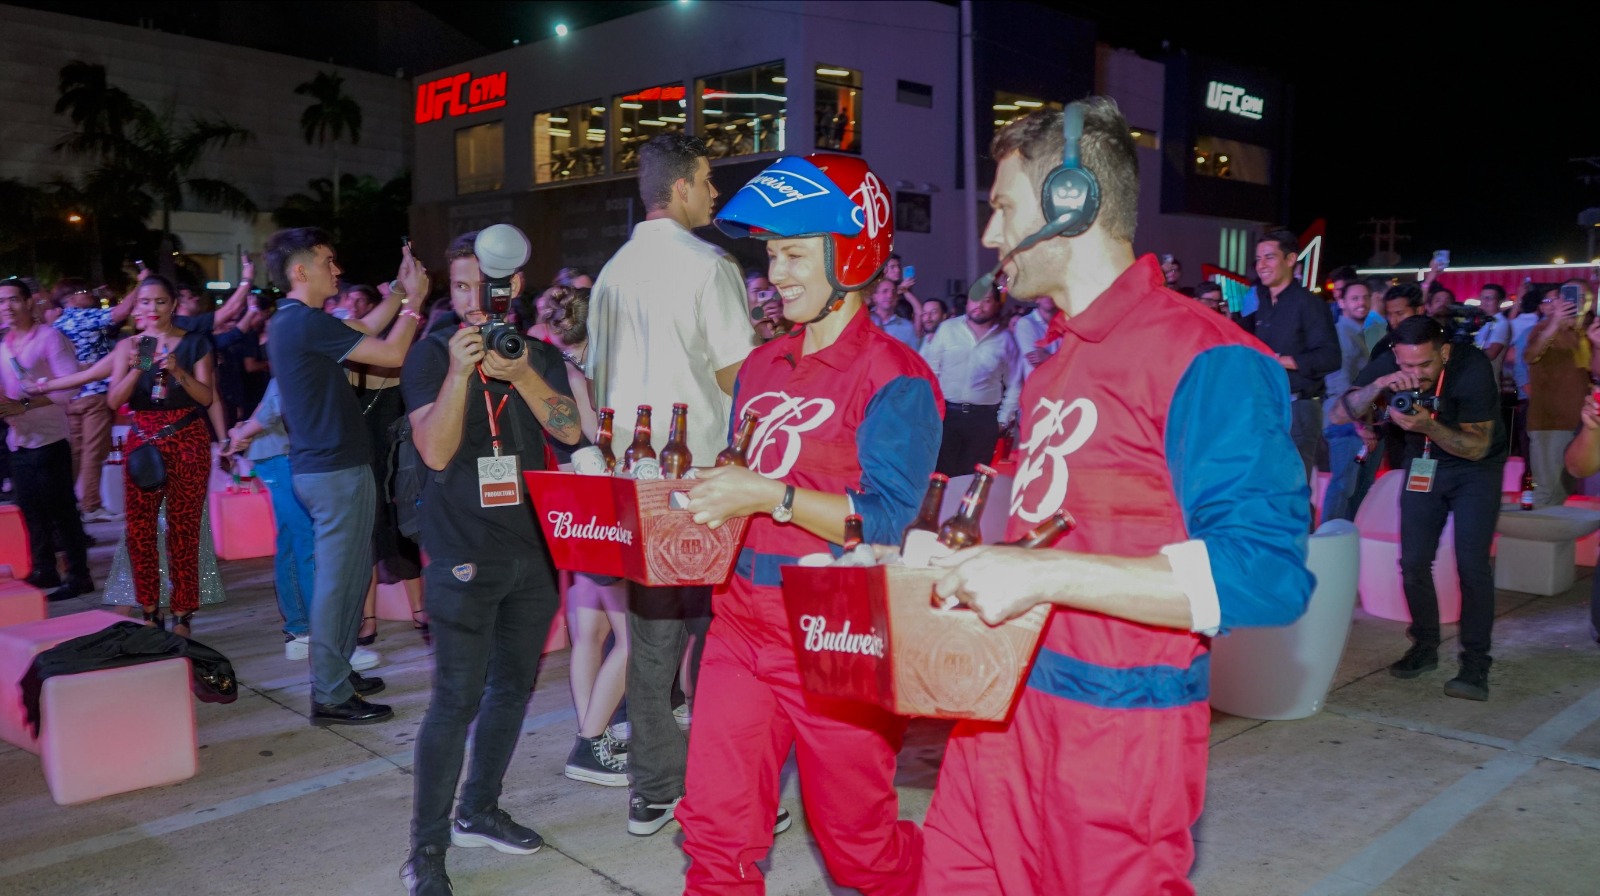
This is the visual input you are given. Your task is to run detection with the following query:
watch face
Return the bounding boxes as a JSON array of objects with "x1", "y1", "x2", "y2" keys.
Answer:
[{"x1": 772, "y1": 506, "x2": 793, "y2": 523}]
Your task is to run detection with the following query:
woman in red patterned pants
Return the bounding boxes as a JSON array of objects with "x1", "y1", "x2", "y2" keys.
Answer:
[{"x1": 106, "y1": 276, "x2": 215, "y2": 637}]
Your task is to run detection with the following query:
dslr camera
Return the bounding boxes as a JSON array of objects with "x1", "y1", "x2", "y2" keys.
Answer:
[
  {"x1": 1385, "y1": 389, "x2": 1438, "y2": 418},
  {"x1": 1440, "y1": 302, "x2": 1488, "y2": 344},
  {"x1": 473, "y1": 224, "x2": 531, "y2": 360}
]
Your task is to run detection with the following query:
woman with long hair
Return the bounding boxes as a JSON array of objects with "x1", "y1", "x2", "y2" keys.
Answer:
[{"x1": 105, "y1": 275, "x2": 216, "y2": 636}]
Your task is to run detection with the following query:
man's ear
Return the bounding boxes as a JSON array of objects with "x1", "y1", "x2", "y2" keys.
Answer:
[
  {"x1": 511, "y1": 272, "x2": 525, "y2": 296},
  {"x1": 674, "y1": 177, "x2": 690, "y2": 203}
]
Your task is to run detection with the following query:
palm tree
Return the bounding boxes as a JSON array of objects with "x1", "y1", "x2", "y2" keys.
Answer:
[
  {"x1": 295, "y1": 71, "x2": 364, "y2": 217},
  {"x1": 54, "y1": 60, "x2": 141, "y2": 140}
]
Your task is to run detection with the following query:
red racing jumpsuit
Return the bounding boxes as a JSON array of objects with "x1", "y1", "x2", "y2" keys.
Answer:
[
  {"x1": 678, "y1": 308, "x2": 944, "y2": 895},
  {"x1": 919, "y1": 256, "x2": 1313, "y2": 894}
]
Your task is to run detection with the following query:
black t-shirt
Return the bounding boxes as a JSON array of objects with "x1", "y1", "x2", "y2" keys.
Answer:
[
  {"x1": 128, "y1": 331, "x2": 212, "y2": 411},
  {"x1": 174, "y1": 312, "x2": 214, "y2": 334},
  {"x1": 265, "y1": 299, "x2": 368, "y2": 474},
  {"x1": 1352, "y1": 341, "x2": 1507, "y2": 467},
  {"x1": 400, "y1": 327, "x2": 576, "y2": 561}
]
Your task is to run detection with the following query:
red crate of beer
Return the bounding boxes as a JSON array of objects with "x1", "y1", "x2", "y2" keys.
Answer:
[
  {"x1": 780, "y1": 564, "x2": 1050, "y2": 722},
  {"x1": 523, "y1": 471, "x2": 749, "y2": 587}
]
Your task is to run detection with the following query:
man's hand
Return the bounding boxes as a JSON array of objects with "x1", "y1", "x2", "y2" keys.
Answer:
[
  {"x1": 1586, "y1": 319, "x2": 1600, "y2": 350},
  {"x1": 477, "y1": 346, "x2": 530, "y2": 385},
  {"x1": 397, "y1": 244, "x2": 430, "y2": 301},
  {"x1": 447, "y1": 326, "x2": 484, "y2": 376},
  {"x1": 931, "y1": 545, "x2": 1060, "y2": 626},
  {"x1": 1024, "y1": 347, "x2": 1048, "y2": 366},
  {"x1": 687, "y1": 465, "x2": 783, "y2": 530},
  {"x1": 1375, "y1": 369, "x2": 1423, "y2": 393},
  {"x1": 1278, "y1": 355, "x2": 1299, "y2": 371},
  {"x1": 1388, "y1": 407, "x2": 1435, "y2": 435},
  {"x1": 1583, "y1": 394, "x2": 1600, "y2": 432},
  {"x1": 241, "y1": 253, "x2": 255, "y2": 283},
  {"x1": 0, "y1": 398, "x2": 25, "y2": 419},
  {"x1": 897, "y1": 276, "x2": 917, "y2": 294}
]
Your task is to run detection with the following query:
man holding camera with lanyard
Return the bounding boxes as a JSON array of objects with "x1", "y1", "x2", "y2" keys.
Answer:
[
  {"x1": 399, "y1": 226, "x2": 584, "y2": 895},
  {"x1": 1332, "y1": 315, "x2": 1505, "y2": 700}
]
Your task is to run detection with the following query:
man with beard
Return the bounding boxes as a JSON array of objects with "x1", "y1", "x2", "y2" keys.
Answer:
[{"x1": 919, "y1": 282, "x2": 1022, "y2": 476}]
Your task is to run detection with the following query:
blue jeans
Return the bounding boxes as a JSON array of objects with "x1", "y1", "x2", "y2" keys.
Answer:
[
  {"x1": 411, "y1": 553, "x2": 559, "y2": 850},
  {"x1": 254, "y1": 454, "x2": 314, "y2": 638},
  {"x1": 1322, "y1": 424, "x2": 1377, "y2": 523},
  {"x1": 293, "y1": 466, "x2": 376, "y2": 705}
]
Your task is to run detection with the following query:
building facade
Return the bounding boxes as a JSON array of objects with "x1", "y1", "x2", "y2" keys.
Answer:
[{"x1": 408, "y1": 0, "x2": 1292, "y2": 303}]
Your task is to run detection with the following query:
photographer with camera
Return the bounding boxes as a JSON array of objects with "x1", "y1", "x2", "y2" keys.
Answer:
[
  {"x1": 398, "y1": 226, "x2": 583, "y2": 895},
  {"x1": 1331, "y1": 316, "x2": 1504, "y2": 700},
  {"x1": 1524, "y1": 281, "x2": 1596, "y2": 507}
]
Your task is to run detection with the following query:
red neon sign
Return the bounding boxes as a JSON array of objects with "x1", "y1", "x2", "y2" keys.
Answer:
[{"x1": 415, "y1": 71, "x2": 508, "y2": 124}]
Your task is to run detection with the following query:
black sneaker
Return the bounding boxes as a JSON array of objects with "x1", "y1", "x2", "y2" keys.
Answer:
[
  {"x1": 627, "y1": 793, "x2": 681, "y2": 836},
  {"x1": 1444, "y1": 656, "x2": 1491, "y2": 702},
  {"x1": 400, "y1": 845, "x2": 452, "y2": 895},
  {"x1": 1388, "y1": 643, "x2": 1438, "y2": 679},
  {"x1": 601, "y1": 727, "x2": 629, "y2": 755},
  {"x1": 47, "y1": 576, "x2": 94, "y2": 602},
  {"x1": 565, "y1": 734, "x2": 629, "y2": 787},
  {"x1": 451, "y1": 807, "x2": 543, "y2": 855},
  {"x1": 347, "y1": 671, "x2": 385, "y2": 697},
  {"x1": 24, "y1": 569, "x2": 62, "y2": 590},
  {"x1": 774, "y1": 807, "x2": 792, "y2": 835}
]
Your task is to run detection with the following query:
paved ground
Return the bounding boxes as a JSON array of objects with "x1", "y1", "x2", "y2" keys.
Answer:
[{"x1": 2, "y1": 518, "x2": 1599, "y2": 895}]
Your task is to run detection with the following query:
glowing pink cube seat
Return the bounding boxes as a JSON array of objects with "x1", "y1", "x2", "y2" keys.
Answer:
[
  {"x1": 0, "y1": 575, "x2": 46, "y2": 627},
  {"x1": 0, "y1": 609, "x2": 197, "y2": 805},
  {"x1": 0, "y1": 504, "x2": 31, "y2": 580}
]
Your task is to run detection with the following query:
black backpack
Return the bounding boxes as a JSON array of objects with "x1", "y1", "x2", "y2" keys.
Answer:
[{"x1": 386, "y1": 413, "x2": 440, "y2": 541}]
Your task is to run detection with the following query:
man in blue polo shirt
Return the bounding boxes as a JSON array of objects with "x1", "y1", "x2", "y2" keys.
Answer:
[{"x1": 264, "y1": 227, "x2": 426, "y2": 726}]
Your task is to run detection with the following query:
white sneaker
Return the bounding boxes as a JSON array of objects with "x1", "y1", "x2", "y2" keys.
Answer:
[
  {"x1": 285, "y1": 634, "x2": 310, "y2": 661},
  {"x1": 82, "y1": 507, "x2": 120, "y2": 523},
  {"x1": 350, "y1": 645, "x2": 381, "y2": 671}
]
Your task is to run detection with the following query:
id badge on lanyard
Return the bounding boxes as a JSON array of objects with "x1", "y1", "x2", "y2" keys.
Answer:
[
  {"x1": 476, "y1": 372, "x2": 522, "y2": 508},
  {"x1": 1405, "y1": 365, "x2": 1447, "y2": 494}
]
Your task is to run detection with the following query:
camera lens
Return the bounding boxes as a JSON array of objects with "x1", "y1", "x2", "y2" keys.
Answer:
[{"x1": 495, "y1": 331, "x2": 525, "y2": 360}]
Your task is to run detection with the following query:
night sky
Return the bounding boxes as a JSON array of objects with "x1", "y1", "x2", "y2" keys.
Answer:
[{"x1": 14, "y1": 0, "x2": 1600, "y2": 269}]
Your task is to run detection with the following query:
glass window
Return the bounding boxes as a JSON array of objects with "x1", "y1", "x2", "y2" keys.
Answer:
[
  {"x1": 533, "y1": 100, "x2": 606, "y2": 184},
  {"x1": 455, "y1": 121, "x2": 505, "y2": 195},
  {"x1": 992, "y1": 90, "x2": 1061, "y2": 130},
  {"x1": 814, "y1": 65, "x2": 862, "y2": 153},
  {"x1": 1193, "y1": 136, "x2": 1271, "y2": 185},
  {"x1": 615, "y1": 83, "x2": 686, "y2": 173},
  {"x1": 696, "y1": 61, "x2": 786, "y2": 160}
]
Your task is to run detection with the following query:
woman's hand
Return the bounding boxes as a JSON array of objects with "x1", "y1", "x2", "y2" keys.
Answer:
[{"x1": 687, "y1": 465, "x2": 784, "y2": 529}]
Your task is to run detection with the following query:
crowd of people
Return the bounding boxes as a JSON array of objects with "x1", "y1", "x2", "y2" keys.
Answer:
[{"x1": 0, "y1": 93, "x2": 1594, "y2": 896}]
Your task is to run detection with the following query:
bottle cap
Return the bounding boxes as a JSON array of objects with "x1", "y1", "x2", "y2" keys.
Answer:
[
  {"x1": 600, "y1": 407, "x2": 614, "y2": 415},
  {"x1": 673, "y1": 402, "x2": 688, "y2": 410},
  {"x1": 975, "y1": 463, "x2": 997, "y2": 477},
  {"x1": 638, "y1": 404, "x2": 652, "y2": 412},
  {"x1": 930, "y1": 472, "x2": 949, "y2": 482}
]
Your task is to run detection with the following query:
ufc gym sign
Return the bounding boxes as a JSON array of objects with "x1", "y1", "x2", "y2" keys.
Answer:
[
  {"x1": 415, "y1": 71, "x2": 508, "y2": 124},
  {"x1": 1204, "y1": 81, "x2": 1264, "y2": 121}
]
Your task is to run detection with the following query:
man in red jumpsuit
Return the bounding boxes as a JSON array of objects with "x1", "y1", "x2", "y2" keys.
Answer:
[
  {"x1": 922, "y1": 99, "x2": 1313, "y2": 894},
  {"x1": 680, "y1": 153, "x2": 944, "y2": 895}
]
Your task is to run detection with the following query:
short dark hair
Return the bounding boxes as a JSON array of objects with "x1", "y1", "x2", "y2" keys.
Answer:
[
  {"x1": 265, "y1": 227, "x2": 333, "y2": 288},
  {"x1": 1328, "y1": 264, "x2": 1359, "y2": 284},
  {"x1": 341, "y1": 283, "x2": 379, "y2": 306},
  {"x1": 990, "y1": 96, "x2": 1140, "y2": 243},
  {"x1": 1392, "y1": 315, "x2": 1446, "y2": 348},
  {"x1": 52, "y1": 277, "x2": 90, "y2": 301},
  {"x1": 1257, "y1": 229, "x2": 1299, "y2": 257},
  {"x1": 137, "y1": 274, "x2": 179, "y2": 298},
  {"x1": 1430, "y1": 287, "x2": 1456, "y2": 303},
  {"x1": 1342, "y1": 279, "x2": 1372, "y2": 297},
  {"x1": 743, "y1": 268, "x2": 768, "y2": 284},
  {"x1": 447, "y1": 230, "x2": 478, "y2": 262},
  {"x1": 0, "y1": 275, "x2": 31, "y2": 298},
  {"x1": 1384, "y1": 283, "x2": 1424, "y2": 307},
  {"x1": 1195, "y1": 280, "x2": 1223, "y2": 297},
  {"x1": 638, "y1": 134, "x2": 709, "y2": 210},
  {"x1": 1481, "y1": 283, "x2": 1506, "y2": 303},
  {"x1": 1521, "y1": 288, "x2": 1545, "y2": 315},
  {"x1": 922, "y1": 297, "x2": 950, "y2": 315}
]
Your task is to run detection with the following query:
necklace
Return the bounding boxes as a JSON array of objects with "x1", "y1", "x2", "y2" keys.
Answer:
[{"x1": 560, "y1": 346, "x2": 587, "y2": 368}]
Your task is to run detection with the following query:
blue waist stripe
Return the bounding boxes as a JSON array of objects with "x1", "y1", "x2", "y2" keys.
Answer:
[
  {"x1": 737, "y1": 548, "x2": 803, "y2": 588},
  {"x1": 1026, "y1": 648, "x2": 1210, "y2": 710}
]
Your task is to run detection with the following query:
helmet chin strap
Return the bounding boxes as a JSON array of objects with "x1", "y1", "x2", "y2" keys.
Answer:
[{"x1": 805, "y1": 288, "x2": 848, "y2": 324}]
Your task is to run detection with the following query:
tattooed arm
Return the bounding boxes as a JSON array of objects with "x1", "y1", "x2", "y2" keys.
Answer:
[{"x1": 477, "y1": 350, "x2": 583, "y2": 446}]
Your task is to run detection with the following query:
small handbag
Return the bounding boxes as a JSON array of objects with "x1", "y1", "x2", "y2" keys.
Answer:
[{"x1": 127, "y1": 410, "x2": 202, "y2": 491}]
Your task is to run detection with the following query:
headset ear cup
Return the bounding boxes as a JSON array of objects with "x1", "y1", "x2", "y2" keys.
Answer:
[{"x1": 1040, "y1": 166, "x2": 1101, "y2": 239}]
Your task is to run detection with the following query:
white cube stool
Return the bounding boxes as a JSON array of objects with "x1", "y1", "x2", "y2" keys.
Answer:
[
  {"x1": 101, "y1": 462, "x2": 126, "y2": 516},
  {"x1": 1494, "y1": 507, "x2": 1600, "y2": 596}
]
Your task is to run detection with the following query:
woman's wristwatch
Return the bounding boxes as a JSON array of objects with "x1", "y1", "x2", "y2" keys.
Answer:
[{"x1": 771, "y1": 485, "x2": 795, "y2": 524}]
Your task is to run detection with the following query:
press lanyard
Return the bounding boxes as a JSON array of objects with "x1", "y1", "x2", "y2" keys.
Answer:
[
  {"x1": 1420, "y1": 362, "x2": 1447, "y2": 459},
  {"x1": 476, "y1": 366, "x2": 511, "y2": 457}
]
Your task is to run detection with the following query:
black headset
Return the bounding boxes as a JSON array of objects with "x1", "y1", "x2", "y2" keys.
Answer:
[{"x1": 1038, "y1": 100, "x2": 1101, "y2": 238}]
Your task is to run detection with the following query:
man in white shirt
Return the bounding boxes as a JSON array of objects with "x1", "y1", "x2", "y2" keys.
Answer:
[
  {"x1": 1474, "y1": 283, "x2": 1512, "y2": 386},
  {"x1": 583, "y1": 134, "x2": 757, "y2": 838},
  {"x1": 920, "y1": 284, "x2": 1023, "y2": 476},
  {"x1": 1011, "y1": 294, "x2": 1059, "y2": 379}
]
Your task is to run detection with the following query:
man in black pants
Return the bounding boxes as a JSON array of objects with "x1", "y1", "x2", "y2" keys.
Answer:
[
  {"x1": 1332, "y1": 316, "x2": 1505, "y2": 700},
  {"x1": 399, "y1": 228, "x2": 584, "y2": 895}
]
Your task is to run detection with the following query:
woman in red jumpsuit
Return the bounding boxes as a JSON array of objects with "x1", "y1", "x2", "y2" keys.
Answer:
[{"x1": 679, "y1": 154, "x2": 944, "y2": 895}]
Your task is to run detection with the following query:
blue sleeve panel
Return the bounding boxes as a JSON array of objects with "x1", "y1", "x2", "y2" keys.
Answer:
[
  {"x1": 850, "y1": 376, "x2": 942, "y2": 546},
  {"x1": 1166, "y1": 344, "x2": 1314, "y2": 632}
]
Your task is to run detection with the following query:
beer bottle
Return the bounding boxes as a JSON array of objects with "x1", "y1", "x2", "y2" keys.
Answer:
[
  {"x1": 901, "y1": 473, "x2": 949, "y2": 549},
  {"x1": 1005, "y1": 510, "x2": 1077, "y2": 549},
  {"x1": 843, "y1": 514, "x2": 865, "y2": 550},
  {"x1": 660, "y1": 403, "x2": 693, "y2": 478},
  {"x1": 1520, "y1": 468, "x2": 1536, "y2": 511},
  {"x1": 716, "y1": 409, "x2": 762, "y2": 468},
  {"x1": 937, "y1": 464, "x2": 996, "y2": 550},
  {"x1": 151, "y1": 366, "x2": 170, "y2": 404},
  {"x1": 596, "y1": 407, "x2": 617, "y2": 473},
  {"x1": 622, "y1": 405, "x2": 656, "y2": 474}
]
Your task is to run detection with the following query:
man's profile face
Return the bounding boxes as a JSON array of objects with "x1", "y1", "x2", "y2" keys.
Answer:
[
  {"x1": 296, "y1": 245, "x2": 342, "y2": 302},
  {"x1": 981, "y1": 153, "x2": 1054, "y2": 301},
  {"x1": 1394, "y1": 342, "x2": 1447, "y2": 393},
  {"x1": 1384, "y1": 296, "x2": 1419, "y2": 329},
  {"x1": 1253, "y1": 241, "x2": 1296, "y2": 290},
  {"x1": 683, "y1": 158, "x2": 717, "y2": 228},
  {"x1": 1339, "y1": 284, "x2": 1371, "y2": 321}
]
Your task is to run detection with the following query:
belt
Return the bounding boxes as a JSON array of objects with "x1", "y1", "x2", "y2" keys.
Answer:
[{"x1": 946, "y1": 401, "x2": 999, "y2": 414}]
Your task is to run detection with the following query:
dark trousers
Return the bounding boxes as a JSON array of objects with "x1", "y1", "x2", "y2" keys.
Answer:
[
  {"x1": 411, "y1": 553, "x2": 560, "y2": 850},
  {"x1": 936, "y1": 402, "x2": 1001, "y2": 478},
  {"x1": 12, "y1": 439, "x2": 89, "y2": 581},
  {"x1": 1288, "y1": 398, "x2": 1322, "y2": 484},
  {"x1": 1399, "y1": 460, "x2": 1502, "y2": 661},
  {"x1": 626, "y1": 582, "x2": 711, "y2": 803}
]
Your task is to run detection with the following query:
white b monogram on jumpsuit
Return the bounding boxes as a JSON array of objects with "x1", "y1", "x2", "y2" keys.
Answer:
[
  {"x1": 741, "y1": 391, "x2": 837, "y2": 480},
  {"x1": 1011, "y1": 396, "x2": 1098, "y2": 524},
  {"x1": 850, "y1": 173, "x2": 891, "y2": 240}
]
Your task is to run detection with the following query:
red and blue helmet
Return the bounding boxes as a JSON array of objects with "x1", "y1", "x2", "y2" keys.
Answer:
[{"x1": 715, "y1": 153, "x2": 894, "y2": 294}]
